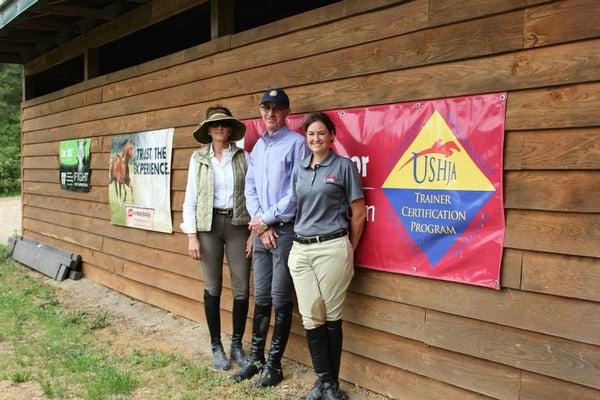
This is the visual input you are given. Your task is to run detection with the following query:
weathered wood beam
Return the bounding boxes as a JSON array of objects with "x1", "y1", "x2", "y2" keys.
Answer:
[
  {"x1": 0, "y1": 40, "x2": 35, "y2": 55},
  {"x1": 32, "y1": 5, "x2": 115, "y2": 20},
  {"x1": 12, "y1": 17, "x2": 85, "y2": 33},
  {"x1": 0, "y1": 52, "x2": 22, "y2": 64},
  {"x1": 0, "y1": 28, "x2": 67, "y2": 45}
]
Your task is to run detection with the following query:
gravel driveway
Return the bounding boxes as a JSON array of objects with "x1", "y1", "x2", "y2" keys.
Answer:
[{"x1": 0, "y1": 195, "x2": 21, "y2": 244}]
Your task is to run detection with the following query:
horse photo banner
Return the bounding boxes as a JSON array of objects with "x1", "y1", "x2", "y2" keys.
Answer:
[
  {"x1": 108, "y1": 129, "x2": 173, "y2": 233},
  {"x1": 59, "y1": 138, "x2": 91, "y2": 192},
  {"x1": 243, "y1": 93, "x2": 506, "y2": 289}
]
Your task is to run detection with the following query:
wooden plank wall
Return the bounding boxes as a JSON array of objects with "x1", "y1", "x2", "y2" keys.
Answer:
[{"x1": 19, "y1": 0, "x2": 600, "y2": 399}]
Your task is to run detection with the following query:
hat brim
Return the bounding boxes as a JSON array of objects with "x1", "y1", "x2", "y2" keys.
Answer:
[
  {"x1": 192, "y1": 116, "x2": 247, "y2": 144},
  {"x1": 259, "y1": 99, "x2": 289, "y2": 108}
]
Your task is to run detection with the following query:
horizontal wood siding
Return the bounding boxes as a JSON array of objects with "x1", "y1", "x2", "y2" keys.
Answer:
[{"x1": 20, "y1": 0, "x2": 600, "y2": 399}]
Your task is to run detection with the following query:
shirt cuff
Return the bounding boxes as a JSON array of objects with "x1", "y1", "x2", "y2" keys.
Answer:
[
  {"x1": 261, "y1": 211, "x2": 277, "y2": 225},
  {"x1": 179, "y1": 222, "x2": 197, "y2": 234}
]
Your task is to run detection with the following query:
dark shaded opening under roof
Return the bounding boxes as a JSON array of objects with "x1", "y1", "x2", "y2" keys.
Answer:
[
  {"x1": 98, "y1": 3, "x2": 211, "y2": 76},
  {"x1": 234, "y1": 0, "x2": 338, "y2": 32},
  {"x1": 25, "y1": 55, "x2": 84, "y2": 98}
]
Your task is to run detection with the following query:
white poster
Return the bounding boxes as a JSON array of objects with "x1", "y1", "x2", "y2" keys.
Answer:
[{"x1": 108, "y1": 129, "x2": 173, "y2": 233}]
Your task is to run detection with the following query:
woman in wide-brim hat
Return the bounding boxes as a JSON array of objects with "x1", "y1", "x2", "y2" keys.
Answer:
[
  {"x1": 192, "y1": 108, "x2": 247, "y2": 144},
  {"x1": 181, "y1": 105, "x2": 252, "y2": 371}
]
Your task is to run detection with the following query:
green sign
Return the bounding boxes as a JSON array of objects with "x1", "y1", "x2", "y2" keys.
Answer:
[{"x1": 59, "y1": 138, "x2": 91, "y2": 192}]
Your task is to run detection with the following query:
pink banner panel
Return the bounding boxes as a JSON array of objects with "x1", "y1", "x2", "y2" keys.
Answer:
[{"x1": 243, "y1": 93, "x2": 506, "y2": 289}]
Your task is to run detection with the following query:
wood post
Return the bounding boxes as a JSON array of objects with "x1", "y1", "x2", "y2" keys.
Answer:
[
  {"x1": 85, "y1": 47, "x2": 101, "y2": 80},
  {"x1": 211, "y1": 0, "x2": 234, "y2": 40},
  {"x1": 23, "y1": 72, "x2": 35, "y2": 101}
]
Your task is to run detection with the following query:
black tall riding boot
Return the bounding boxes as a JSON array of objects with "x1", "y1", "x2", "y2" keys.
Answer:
[
  {"x1": 204, "y1": 290, "x2": 230, "y2": 371},
  {"x1": 298, "y1": 324, "x2": 334, "y2": 400},
  {"x1": 257, "y1": 302, "x2": 293, "y2": 387},
  {"x1": 230, "y1": 298, "x2": 249, "y2": 367},
  {"x1": 324, "y1": 319, "x2": 348, "y2": 400},
  {"x1": 230, "y1": 303, "x2": 271, "y2": 382}
]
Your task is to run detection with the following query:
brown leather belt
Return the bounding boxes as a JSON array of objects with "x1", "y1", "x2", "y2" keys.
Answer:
[{"x1": 293, "y1": 229, "x2": 347, "y2": 244}]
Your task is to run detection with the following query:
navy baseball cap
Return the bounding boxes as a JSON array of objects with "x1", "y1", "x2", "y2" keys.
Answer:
[{"x1": 260, "y1": 88, "x2": 290, "y2": 108}]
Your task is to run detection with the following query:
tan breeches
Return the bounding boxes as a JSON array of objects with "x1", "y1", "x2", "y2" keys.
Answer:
[{"x1": 288, "y1": 236, "x2": 354, "y2": 329}]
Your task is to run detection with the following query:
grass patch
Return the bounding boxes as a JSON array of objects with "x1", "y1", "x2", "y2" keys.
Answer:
[
  {"x1": 85, "y1": 365, "x2": 137, "y2": 400},
  {"x1": 143, "y1": 350, "x2": 177, "y2": 369},
  {"x1": 11, "y1": 370, "x2": 31, "y2": 383},
  {"x1": 0, "y1": 243, "x2": 10, "y2": 262},
  {"x1": 0, "y1": 245, "x2": 276, "y2": 399}
]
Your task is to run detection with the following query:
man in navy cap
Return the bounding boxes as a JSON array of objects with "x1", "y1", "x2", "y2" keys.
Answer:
[{"x1": 231, "y1": 88, "x2": 309, "y2": 386}]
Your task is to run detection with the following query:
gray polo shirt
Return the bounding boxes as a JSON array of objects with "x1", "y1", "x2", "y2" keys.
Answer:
[{"x1": 292, "y1": 150, "x2": 364, "y2": 236}]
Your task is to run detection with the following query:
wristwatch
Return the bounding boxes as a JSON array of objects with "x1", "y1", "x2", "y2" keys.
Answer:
[{"x1": 260, "y1": 220, "x2": 269, "y2": 230}]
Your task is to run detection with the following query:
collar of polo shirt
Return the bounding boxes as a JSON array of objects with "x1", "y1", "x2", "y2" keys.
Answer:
[{"x1": 302, "y1": 149, "x2": 335, "y2": 169}]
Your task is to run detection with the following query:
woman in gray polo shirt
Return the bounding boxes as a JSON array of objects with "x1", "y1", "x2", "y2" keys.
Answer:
[
  {"x1": 289, "y1": 112, "x2": 366, "y2": 400},
  {"x1": 181, "y1": 106, "x2": 252, "y2": 371}
]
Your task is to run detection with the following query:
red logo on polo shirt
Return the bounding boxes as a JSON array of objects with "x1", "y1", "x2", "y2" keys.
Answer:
[{"x1": 324, "y1": 176, "x2": 336, "y2": 183}]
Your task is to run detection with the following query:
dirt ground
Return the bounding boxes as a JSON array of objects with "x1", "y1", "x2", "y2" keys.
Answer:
[
  {"x1": 1, "y1": 196, "x2": 388, "y2": 399},
  {"x1": 1, "y1": 272, "x2": 388, "y2": 400},
  {"x1": 0, "y1": 196, "x2": 21, "y2": 245}
]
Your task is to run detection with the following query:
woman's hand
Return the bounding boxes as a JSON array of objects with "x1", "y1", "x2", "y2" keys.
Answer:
[
  {"x1": 246, "y1": 234, "x2": 254, "y2": 258},
  {"x1": 187, "y1": 234, "x2": 202, "y2": 260}
]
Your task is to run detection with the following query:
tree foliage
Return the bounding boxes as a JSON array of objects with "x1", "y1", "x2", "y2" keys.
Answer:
[{"x1": 0, "y1": 63, "x2": 22, "y2": 195}]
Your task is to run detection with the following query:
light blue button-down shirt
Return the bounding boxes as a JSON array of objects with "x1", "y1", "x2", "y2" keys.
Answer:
[{"x1": 245, "y1": 126, "x2": 310, "y2": 225}]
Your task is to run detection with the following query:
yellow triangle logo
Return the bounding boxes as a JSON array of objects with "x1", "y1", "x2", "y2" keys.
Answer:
[{"x1": 383, "y1": 111, "x2": 495, "y2": 191}]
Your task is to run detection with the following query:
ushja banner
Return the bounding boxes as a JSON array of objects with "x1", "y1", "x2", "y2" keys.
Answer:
[
  {"x1": 108, "y1": 129, "x2": 173, "y2": 233},
  {"x1": 243, "y1": 93, "x2": 506, "y2": 289}
]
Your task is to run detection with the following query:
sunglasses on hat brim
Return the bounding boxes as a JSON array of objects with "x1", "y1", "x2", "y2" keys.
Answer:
[{"x1": 206, "y1": 121, "x2": 233, "y2": 128}]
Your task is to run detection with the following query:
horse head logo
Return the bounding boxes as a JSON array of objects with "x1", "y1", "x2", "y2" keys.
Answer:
[
  {"x1": 76, "y1": 140, "x2": 86, "y2": 173},
  {"x1": 397, "y1": 139, "x2": 461, "y2": 171}
]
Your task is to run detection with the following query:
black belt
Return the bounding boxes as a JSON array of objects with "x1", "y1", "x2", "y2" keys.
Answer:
[
  {"x1": 293, "y1": 229, "x2": 347, "y2": 244},
  {"x1": 214, "y1": 208, "x2": 233, "y2": 217}
]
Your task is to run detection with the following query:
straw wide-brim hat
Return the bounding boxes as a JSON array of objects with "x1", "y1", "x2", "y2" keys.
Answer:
[{"x1": 192, "y1": 112, "x2": 246, "y2": 144}]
